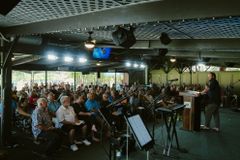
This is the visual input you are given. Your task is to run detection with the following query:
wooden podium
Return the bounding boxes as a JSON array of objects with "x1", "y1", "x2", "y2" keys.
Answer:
[{"x1": 179, "y1": 91, "x2": 201, "y2": 131}]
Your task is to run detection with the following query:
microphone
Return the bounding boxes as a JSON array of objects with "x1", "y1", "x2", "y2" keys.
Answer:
[{"x1": 168, "y1": 78, "x2": 178, "y2": 82}]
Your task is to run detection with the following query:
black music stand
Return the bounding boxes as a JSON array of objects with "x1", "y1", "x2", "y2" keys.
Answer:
[
  {"x1": 98, "y1": 108, "x2": 118, "y2": 160},
  {"x1": 155, "y1": 104, "x2": 187, "y2": 157},
  {"x1": 125, "y1": 114, "x2": 154, "y2": 160}
]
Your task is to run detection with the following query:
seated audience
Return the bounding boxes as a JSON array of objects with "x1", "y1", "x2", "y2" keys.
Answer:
[
  {"x1": 31, "y1": 98, "x2": 63, "y2": 158},
  {"x1": 47, "y1": 92, "x2": 60, "y2": 117},
  {"x1": 72, "y1": 94, "x2": 99, "y2": 142},
  {"x1": 85, "y1": 93, "x2": 100, "y2": 113},
  {"x1": 56, "y1": 96, "x2": 91, "y2": 152}
]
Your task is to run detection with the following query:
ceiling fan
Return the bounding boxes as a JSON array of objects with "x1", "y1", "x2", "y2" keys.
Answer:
[{"x1": 84, "y1": 31, "x2": 96, "y2": 49}]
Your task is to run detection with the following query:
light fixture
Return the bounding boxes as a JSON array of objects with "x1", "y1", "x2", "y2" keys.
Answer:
[
  {"x1": 79, "y1": 57, "x2": 87, "y2": 63},
  {"x1": 96, "y1": 63, "x2": 101, "y2": 66},
  {"x1": 84, "y1": 31, "x2": 95, "y2": 49},
  {"x1": 170, "y1": 57, "x2": 176, "y2": 63},
  {"x1": 133, "y1": 63, "x2": 139, "y2": 68},
  {"x1": 47, "y1": 54, "x2": 58, "y2": 61},
  {"x1": 11, "y1": 57, "x2": 15, "y2": 61},
  {"x1": 140, "y1": 64, "x2": 146, "y2": 68},
  {"x1": 125, "y1": 62, "x2": 131, "y2": 67},
  {"x1": 64, "y1": 56, "x2": 73, "y2": 62}
]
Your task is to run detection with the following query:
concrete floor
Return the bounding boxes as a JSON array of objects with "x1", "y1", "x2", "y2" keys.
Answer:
[{"x1": 2, "y1": 108, "x2": 240, "y2": 160}]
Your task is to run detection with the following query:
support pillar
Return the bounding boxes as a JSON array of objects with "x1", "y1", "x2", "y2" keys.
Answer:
[
  {"x1": 144, "y1": 65, "x2": 149, "y2": 85},
  {"x1": 189, "y1": 66, "x2": 193, "y2": 85},
  {"x1": 1, "y1": 36, "x2": 19, "y2": 146},
  {"x1": 176, "y1": 63, "x2": 184, "y2": 85},
  {"x1": 45, "y1": 70, "x2": 47, "y2": 87},
  {"x1": 115, "y1": 69, "x2": 117, "y2": 90},
  {"x1": 73, "y1": 71, "x2": 76, "y2": 91},
  {"x1": 163, "y1": 62, "x2": 171, "y2": 85}
]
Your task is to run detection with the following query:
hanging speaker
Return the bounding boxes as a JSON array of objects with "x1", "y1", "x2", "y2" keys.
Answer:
[
  {"x1": 0, "y1": 0, "x2": 21, "y2": 15},
  {"x1": 160, "y1": 32, "x2": 171, "y2": 45},
  {"x1": 112, "y1": 27, "x2": 136, "y2": 48}
]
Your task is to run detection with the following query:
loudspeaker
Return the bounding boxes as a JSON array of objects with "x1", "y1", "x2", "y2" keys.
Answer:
[
  {"x1": 97, "y1": 72, "x2": 101, "y2": 78},
  {"x1": 0, "y1": 0, "x2": 21, "y2": 15},
  {"x1": 160, "y1": 32, "x2": 171, "y2": 45},
  {"x1": 112, "y1": 27, "x2": 136, "y2": 48}
]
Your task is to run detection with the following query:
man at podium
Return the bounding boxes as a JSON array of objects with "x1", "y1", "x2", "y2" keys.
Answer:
[{"x1": 200, "y1": 72, "x2": 221, "y2": 132}]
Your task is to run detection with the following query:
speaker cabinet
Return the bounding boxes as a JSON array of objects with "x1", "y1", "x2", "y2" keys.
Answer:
[{"x1": 112, "y1": 27, "x2": 136, "y2": 48}]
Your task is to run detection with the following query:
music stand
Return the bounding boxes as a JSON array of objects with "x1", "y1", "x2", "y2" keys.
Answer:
[{"x1": 125, "y1": 114, "x2": 154, "y2": 160}]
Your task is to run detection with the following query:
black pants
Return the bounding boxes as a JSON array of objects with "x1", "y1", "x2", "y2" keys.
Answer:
[
  {"x1": 205, "y1": 103, "x2": 220, "y2": 128},
  {"x1": 38, "y1": 129, "x2": 63, "y2": 156},
  {"x1": 79, "y1": 116, "x2": 95, "y2": 133}
]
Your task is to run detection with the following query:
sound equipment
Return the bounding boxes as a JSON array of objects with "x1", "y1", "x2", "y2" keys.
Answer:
[
  {"x1": 160, "y1": 32, "x2": 171, "y2": 45},
  {"x1": 0, "y1": 0, "x2": 21, "y2": 15},
  {"x1": 112, "y1": 27, "x2": 136, "y2": 48},
  {"x1": 155, "y1": 104, "x2": 187, "y2": 156}
]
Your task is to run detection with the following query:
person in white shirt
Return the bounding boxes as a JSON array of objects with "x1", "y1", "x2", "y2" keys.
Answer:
[{"x1": 56, "y1": 96, "x2": 91, "y2": 151}]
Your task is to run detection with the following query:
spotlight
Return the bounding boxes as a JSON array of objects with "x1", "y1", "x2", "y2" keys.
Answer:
[
  {"x1": 170, "y1": 57, "x2": 176, "y2": 63},
  {"x1": 85, "y1": 31, "x2": 95, "y2": 49},
  {"x1": 96, "y1": 63, "x2": 101, "y2": 66},
  {"x1": 79, "y1": 57, "x2": 87, "y2": 63},
  {"x1": 125, "y1": 62, "x2": 131, "y2": 67},
  {"x1": 160, "y1": 32, "x2": 171, "y2": 45},
  {"x1": 47, "y1": 54, "x2": 58, "y2": 61},
  {"x1": 64, "y1": 56, "x2": 73, "y2": 62},
  {"x1": 11, "y1": 57, "x2": 15, "y2": 61},
  {"x1": 140, "y1": 64, "x2": 146, "y2": 68},
  {"x1": 133, "y1": 63, "x2": 139, "y2": 68}
]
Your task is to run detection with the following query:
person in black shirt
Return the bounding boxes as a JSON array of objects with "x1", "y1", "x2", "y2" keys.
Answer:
[
  {"x1": 201, "y1": 72, "x2": 221, "y2": 132},
  {"x1": 72, "y1": 94, "x2": 99, "y2": 142}
]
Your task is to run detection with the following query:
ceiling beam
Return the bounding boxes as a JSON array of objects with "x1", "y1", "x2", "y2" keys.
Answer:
[
  {"x1": 2, "y1": 0, "x2": 240, "y2": 35},
  {"x1": 166, "y1": 51, "x2": 240, "y2": 59},
  {"x1": 2, "y1": 39, "x2": 240, "y2": 55},
  {"x1": 12, "y1": 55, "x2": 41, "y2": 66},
  {"x1": 132, "y1": 39, "x2": 240, "y2": 51}
]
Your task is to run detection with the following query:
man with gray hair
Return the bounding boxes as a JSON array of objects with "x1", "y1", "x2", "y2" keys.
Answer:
[
  {"x1": 32, "y1": 98, "x2": 63, "y2": 158},
  {"x1": 56, "y1": 96, "x2": 91, "y2": 152}
]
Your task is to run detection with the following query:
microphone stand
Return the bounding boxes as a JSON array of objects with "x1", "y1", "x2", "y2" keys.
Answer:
[
  {"x1": 142, "y1": 94, "x2": 163, "y2": 156},
  {"x1": 98, "y1": 95, "x2": 131, "y2": 160}
]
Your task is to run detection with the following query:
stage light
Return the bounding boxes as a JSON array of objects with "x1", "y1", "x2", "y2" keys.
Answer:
[
  {"x1": 133, "y1": 63, "x2": 139, "y2": 68},
  {"x1": 46, "y1": 50, "x2": 58, "y2": 61},
  {"x1": 64, "y1": 56, "x2": 73, "y2": 62},
  {"x1": 79, "y1": 57, "x2": 87, "y2": 63},
  {"x1": 125, "y1": 62, "x2": 131, "y2": 67},
  {"x1": 140, "y1": 64, "x2": 146, "y2": 68},
  {"x1": 47, "y1": 54, "x2": 58, "y2": 61},
  {"x1": 85, "y1": 31, "x2": 95, "y2": 49},
  {"x1": 170, "y1": 57, "x2": 176, "y2": 63}
]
